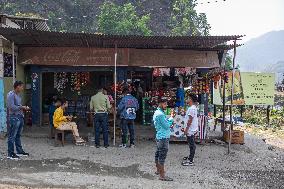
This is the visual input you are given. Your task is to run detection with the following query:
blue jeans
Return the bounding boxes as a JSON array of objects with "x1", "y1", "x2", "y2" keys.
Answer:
[
  {"x1": 7, "y1": 116, "x2": 25, "y2": 156},
  {"x1": 121, "y1": 119, "x2": 135, "y2": 145},
  {"x1": 155, "y1": 138, "x2": 169, "y2": 165},
  {"x1": 94, "y1": 113, "x2": 108, "y2": 146}
]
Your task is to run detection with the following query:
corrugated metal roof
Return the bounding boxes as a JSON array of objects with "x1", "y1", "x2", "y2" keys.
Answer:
[
  {"x1": 0, "y1": 27, "x2": 243, "y2": 50},
  {"x1": 0, "y1": 14, "x2": 49, "y2": 31}
]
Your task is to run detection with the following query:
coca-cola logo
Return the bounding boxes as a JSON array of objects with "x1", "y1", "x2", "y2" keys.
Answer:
[
  {"x1": 43, "y1": 49, "x2": 80, "y2": 64},
  {"x1": 62, "y1": 50, "x2": 80, "y2": 63},
  {"x1": 44, "y1": 50, "x2": 62, "y2": 62}
]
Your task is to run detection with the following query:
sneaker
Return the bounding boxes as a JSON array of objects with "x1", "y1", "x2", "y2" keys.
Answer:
[
  {"x1": 182, "y1": 157, "x2": 194, "y2": 163},
  {"x1": 95, "y1": 145, "x2": 100, "y2": 148},
  {"x1": 159, "y1": 176, "x2": 174, "y2": 181},
  {"x1": 104, "y1": 145, "x2": 109, "y2": 149},
  {"x1": 75, "y1": 137, "x2": 85, "y2": 143},
  {"x1": 181, "y1": 161, "x2": 194, "y2": 166},
  {"x1": 129, "y1": 144, "x2": 135, "y2": 148},
  {"x1": 7, "y1": 153, "x2": 20, "y2": 160},
  {"x1": 16, "y1": 152, "x2": 29, "y2": 157},
  {"x1": 119, "y1": 144, "x2": 127, "y2": 148}
]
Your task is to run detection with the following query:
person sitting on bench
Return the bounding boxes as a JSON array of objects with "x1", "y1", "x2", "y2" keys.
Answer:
[{"x1": 53, "y1": 99, "x2": 85, "y2": 144}]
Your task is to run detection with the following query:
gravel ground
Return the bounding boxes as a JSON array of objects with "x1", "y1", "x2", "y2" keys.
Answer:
[{"x1": 0, "y1": 133, "x2": 283, "y2": 189}]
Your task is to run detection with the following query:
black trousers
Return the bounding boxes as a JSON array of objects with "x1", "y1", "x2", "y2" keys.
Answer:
[
  {"x1": 121, "y1": 119, "x2": 135, "y2": 145},
  {"x1": 187, "y1": 135, "x2": 196, "y2": 162}
]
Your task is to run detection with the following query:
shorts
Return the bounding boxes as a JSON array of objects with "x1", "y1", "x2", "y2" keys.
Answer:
[{"x1": 155, "y1": 138, "x2": 169, "y2": 165}]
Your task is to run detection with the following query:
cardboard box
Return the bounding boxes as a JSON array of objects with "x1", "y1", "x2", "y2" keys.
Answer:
[{"x1": 223, "y1": 130, "x2": 244, "y2": 144}]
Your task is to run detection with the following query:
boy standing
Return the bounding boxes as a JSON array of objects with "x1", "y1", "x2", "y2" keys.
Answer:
[
  {"x1": 153, "y1": 98, "x2": 174, "y2": 181},
  {"x1": 7, "y1": 81, "x2": 30, "y2": 160},
  {"x1": 182, "y1": 94, "x2": 199, "y2": 166},
  {"x1": 118, "y1": 88, "x2": 139, "y2": 148}
]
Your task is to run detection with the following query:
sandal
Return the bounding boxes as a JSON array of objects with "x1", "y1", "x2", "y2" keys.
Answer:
[{"x1": 159, "y1": 176, "x2": 173, "y2": 181}]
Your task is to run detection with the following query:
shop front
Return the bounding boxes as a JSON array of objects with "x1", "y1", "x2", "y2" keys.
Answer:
[
  {"x1": 0, "y1": 27, "x2": 243, "y2": 142},
  {"x1": 21, "y1": 47, "x2": 222, "y2": 127}
]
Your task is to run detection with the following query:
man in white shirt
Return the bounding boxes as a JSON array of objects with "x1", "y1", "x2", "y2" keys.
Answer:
[{"x1": 182, "y1": 94, "x2": 199, "y2": 166}]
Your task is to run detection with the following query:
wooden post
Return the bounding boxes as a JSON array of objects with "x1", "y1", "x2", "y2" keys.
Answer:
[
  {"x1": 229, "y1": 40, "x2": 237, "y2": 154},
  {"x1": 267, "y1": 105, "x2": 270, "y2": 127},
  {"x1": 229, "y1": 106, "x2": 233, "y2": 130},
  {"x1": 240, "y1": 105, "x2": 243, "y2": 118}
]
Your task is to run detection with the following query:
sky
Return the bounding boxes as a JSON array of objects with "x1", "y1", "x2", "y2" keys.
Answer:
[{"x1": 196, "y1": 0, "x2": 284, "y2": 42}]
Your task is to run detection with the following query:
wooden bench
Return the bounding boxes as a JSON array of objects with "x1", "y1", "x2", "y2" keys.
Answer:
[{"x1": 54, "y1": 129, "x2": 73, "y2": 147}]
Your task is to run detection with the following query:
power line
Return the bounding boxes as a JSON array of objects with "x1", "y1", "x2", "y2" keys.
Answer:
[
  {"x1": 44, "y1": 0, "x2": 229, "y2": 21},
  {"x1": 196, "y1": 0, "x2": 227, "y2": 5}
]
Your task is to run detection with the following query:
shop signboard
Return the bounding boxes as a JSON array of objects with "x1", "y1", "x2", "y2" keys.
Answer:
[
  {"x1": 241, "y1": 72, "x2": 275, "y2": 105},
  {"x1": 213, "y1": 71, "x2": 244, "y2": 105},
  {"x1": 213, "y1": 72, "x2": 275, "y2": 106},
  {"x1": 130, "y1": 49, "x2": 220, "y2": 68},
  {"x1": 19, "y1": 47, "x2": 220, "y2": 68},
  {"x1": 19, "y1": 47, "x2": 129, "y2": 66}
]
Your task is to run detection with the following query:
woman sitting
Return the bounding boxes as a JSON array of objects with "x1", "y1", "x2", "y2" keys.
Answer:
[{"x1": 53, "y1": 99, "x2": 85, "y2": 144}]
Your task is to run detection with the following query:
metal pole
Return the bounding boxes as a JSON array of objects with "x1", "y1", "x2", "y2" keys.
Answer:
[
  {"x1": 229, "y1": 40, "x2": 237, "y2": 154},
  {"x1": 222, "y1": 63, "x2": 226, "y2": 134},
  {"x1": 113, "y1": 43, "x2": 118, "y2": 146},
  {"x1": 12, "y1": 42, "x2": 15, "y2": 84}
]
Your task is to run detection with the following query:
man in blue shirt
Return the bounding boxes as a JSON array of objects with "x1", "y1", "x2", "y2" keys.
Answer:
[
  {"x1": 175, "y1": 81, "x2": 185, "y2": 108},
  {"x1": 118, "y1": 88, "x2": 139, "y2": 148},
  {"x1": 6, "y1": 81, "x2": 30, "y2": 160},
  {"x1": 153, "y1": 98, "x2": 174, "y2": 181}
]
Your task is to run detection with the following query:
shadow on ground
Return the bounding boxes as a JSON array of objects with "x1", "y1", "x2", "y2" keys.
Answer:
[{"x1": 0, "y1": 158, "x2": 154, "y2": 180}]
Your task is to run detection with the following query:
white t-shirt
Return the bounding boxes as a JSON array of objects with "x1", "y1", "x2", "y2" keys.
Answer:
[{"x1": 185, "y1": 105, "x2": 198, "y2": 136}]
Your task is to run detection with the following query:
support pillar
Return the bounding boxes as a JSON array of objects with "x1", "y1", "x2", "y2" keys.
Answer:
[
  {"x1": 31, "y1": 66, "x2": 41, "y2": 126},
  {"x1": 0, "y1": 38, "x2": 6, "y2": 133}
]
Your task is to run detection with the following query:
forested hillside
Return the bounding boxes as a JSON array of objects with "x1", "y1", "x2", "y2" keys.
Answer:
[
  {"x1": 0, "y1": 0, "x2": 210, "y2": 36},
  {"x1": 237, "y1": 30, "x2": 284, "y2": 72}
]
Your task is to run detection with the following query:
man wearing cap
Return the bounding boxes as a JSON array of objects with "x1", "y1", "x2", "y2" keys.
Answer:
[
  {"x1": 90, "y1": 87, "x2": 111, "y2": 148},
  {"x1": 6, "y1": 81, "x2": 30, "y2": 160},
  {"x1": 153, "y1": 98, "x2": 174, "y2": 181}
]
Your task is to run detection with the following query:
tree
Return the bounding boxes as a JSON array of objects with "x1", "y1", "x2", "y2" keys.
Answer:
[
  {"x1": 97, "y1": 2, "x2": 152, "y2": 36},
  {"x1": 169, "y1": 0, "x2": 211, "y2": 36},
  {"x1": 225, "y1": 53, "x2": 240, "y2": 70},
  {"x1": 225, "y1": 54, "x2": 233, "y2": 70}
]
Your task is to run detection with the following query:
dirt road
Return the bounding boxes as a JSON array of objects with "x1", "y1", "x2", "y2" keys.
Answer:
[{"x1": 0, "y1": 134, "x2": 283, "y2": 189}]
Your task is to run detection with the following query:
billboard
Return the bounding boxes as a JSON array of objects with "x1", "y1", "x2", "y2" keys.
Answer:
[{"x1": 213, "y1": 72, "x2": 275, "y2": 106}]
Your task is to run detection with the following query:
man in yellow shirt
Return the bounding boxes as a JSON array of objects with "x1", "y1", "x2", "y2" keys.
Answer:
[
  {"x1": 90, "y1": 87, "x2": 111, "y2": 148},
  {"x1": 53, "y1": 99, "x2": 85, "y2": 144}
]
